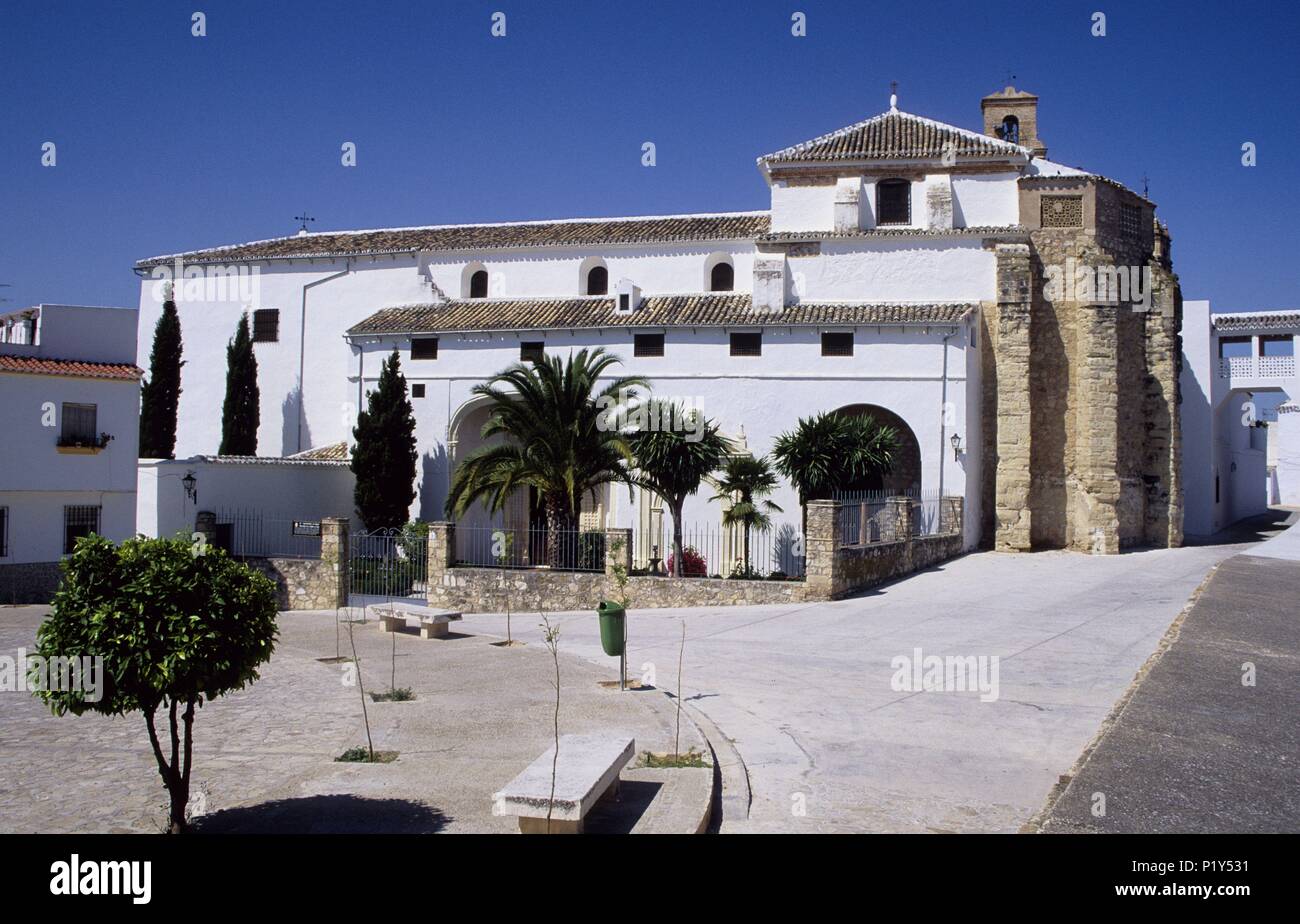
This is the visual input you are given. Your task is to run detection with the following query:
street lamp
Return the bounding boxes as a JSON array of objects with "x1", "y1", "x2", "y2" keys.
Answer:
[{"x1": 950, "y1": 432, "x2": 963, "y2": 461}]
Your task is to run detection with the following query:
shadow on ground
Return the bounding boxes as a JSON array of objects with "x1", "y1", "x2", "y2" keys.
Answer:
[
  {"x1": 583, "y1": 780, "x2": 664, "y2": 834},
  {"x1": 1184, "y1": 507, "x2": 1297, "y2": 547},
  {"x1": 193, "y1": 794, "x2": 451, "y2": 834}
]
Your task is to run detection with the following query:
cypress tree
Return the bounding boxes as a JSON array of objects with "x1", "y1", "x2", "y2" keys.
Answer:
[
  {"x1": 351, "y1": 350, "x2": 417, "y2": 531},
  {"x1": 219, "y1": 313, "x2": 260, "y2": 456},
  {"x1": 139, "y1": 299, "x2": 184, "y2": 459}
]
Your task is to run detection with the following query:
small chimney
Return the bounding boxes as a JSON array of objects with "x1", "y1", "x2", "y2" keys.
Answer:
[
  {"x1": 981, "y1": 86, "x2": 1047, "y2": 158},
  {"x1": 614, "y1": 278, "x2": 641, "y2": 314}
]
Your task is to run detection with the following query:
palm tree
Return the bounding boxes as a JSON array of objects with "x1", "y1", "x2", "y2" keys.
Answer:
[
  {"x1": 445, "y1": 348, "x2": 646, "y2": 568},
  {"x1": 710, "y1": 454, "x2": 783, "y2": 577},
  {"x1": 772, "y1": 411, "x2": 899, "y2": 534},
  {"x1": 630, "y1": 401, "x2": 731, "y2": 577}
]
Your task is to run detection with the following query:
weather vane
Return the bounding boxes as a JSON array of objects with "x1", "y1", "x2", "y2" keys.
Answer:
[{"x1": 294, "y1": 212, "x2": 316, "y2": 233}]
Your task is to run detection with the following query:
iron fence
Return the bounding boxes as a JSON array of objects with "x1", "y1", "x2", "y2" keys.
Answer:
[
  {"x1": 634, "y1": 521, "x2": 805, "y2": 579},
  {"x1": 832, "y1": 491, "x2": 962, "y2": 546},
  {"x1": 215, "y1": 508, "x2": 322, "y2": 560},
  {"x1": 349, "y1": 527, "x2": 428, "y2": 601},
  {"x1": 453, "y1": 525, "x2": 606, "y2": 572}
]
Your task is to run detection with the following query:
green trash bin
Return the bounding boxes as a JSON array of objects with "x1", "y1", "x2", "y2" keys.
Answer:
[{"x1": 597, "y1": 600, "x2": 626, "y2": 657}]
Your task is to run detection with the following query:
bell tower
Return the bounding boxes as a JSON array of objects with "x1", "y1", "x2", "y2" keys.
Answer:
[{"x1": 981, "y1": 86, "x2": 1047, "y2": 158}]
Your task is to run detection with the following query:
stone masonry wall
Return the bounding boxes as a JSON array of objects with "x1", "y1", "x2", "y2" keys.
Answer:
[{"x1": 0, "y1": 562, "x2": 64, "y2": 605}]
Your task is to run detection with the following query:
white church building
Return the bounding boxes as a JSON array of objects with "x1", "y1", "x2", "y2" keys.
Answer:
[{"x1": 134, "y1": 86, "x2": 1178, "y2": 566}]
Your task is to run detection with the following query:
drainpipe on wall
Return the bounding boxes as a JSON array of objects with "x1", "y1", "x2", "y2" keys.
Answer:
[
  {"x1": 937, "y1": 328, "x2": 957, "y2": 502},
  {"x1": 298, "y1": 261, "x2": 352, "y2": 453}
]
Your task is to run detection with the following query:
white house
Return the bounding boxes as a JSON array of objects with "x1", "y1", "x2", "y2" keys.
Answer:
[
  {"x1": 133, "y1": 86, "x2": 1182, "y2": 568},
  {"x1": 0, "y1": 304, "x2": 141, "y2": 602},
  {"x1": 1181, "y1": 300, "x2": 1299, "y2": 535}
]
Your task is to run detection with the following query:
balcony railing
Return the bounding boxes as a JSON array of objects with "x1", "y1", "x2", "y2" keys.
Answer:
[{"x1": 1218, "y1": 356, "x2": 1296, "y2": 379}]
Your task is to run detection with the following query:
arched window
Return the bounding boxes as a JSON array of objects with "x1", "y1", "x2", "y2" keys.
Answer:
[
  {"x1": 876, "y1": 178, "x2": 911, "y2": 225},
  {"x1": 998, "y1": 115, "x2": 1020, "y2": 144},
  {"x1": 709, "y1": 261, "x2": 734, "y2": 292},
  {"x1": 586, "y1": 265, "x2": 608, "y2": 296},
  {"x1": 469, "y1": 269, "x2": 488, "y2": 299}
]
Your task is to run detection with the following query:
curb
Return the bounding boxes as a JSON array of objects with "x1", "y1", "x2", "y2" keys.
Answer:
[{"x1": 685, "y1": 702, "x2": 751, "y2": 833}]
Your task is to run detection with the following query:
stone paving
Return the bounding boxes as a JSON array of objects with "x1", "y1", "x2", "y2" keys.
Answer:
[{"x1": 0, "y1": 606, "x2": 705, "y2": 834}]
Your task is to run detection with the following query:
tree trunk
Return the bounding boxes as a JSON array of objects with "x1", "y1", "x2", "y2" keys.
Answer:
[
  {"x1": 743, "y1": 525, "x2": 751, "y2": 575},
  {"x1": 671, "y1": 499, "x2": 685, "y2": 577},
  {"x1": 545, "y1": 496, "x2": 573, "y2": 570}
]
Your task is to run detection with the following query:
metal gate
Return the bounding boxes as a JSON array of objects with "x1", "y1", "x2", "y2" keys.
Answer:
[{"x1": 348, "y1": 527, "x2": 429, "y2": 608}]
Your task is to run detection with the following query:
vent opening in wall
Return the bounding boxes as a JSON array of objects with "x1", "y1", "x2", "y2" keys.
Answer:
[
  {"x1": 821, "y1": 332, "x2": 854, "y2": 356},
  {"x1": 521, "y1": 341, "x2": 544, "y2": 363},
  {"x1": 411, "y1": 383, "x2": 426, "y2": 398},
  {"x1": 411, "y1": 337, "x2": 438, "y2": 360},
  {"x1": 1040, "y1": 195, "x2": 1083, "y2": 228},
  {"x1": 730, "y1": 332, "x2": 762, "y2": 357},
  {"x1": 252, "y1": 309, "x2": 280, "y2": 343},
  {"x1": 634, "y1": 333, "x2": 664, "y2": 357}
]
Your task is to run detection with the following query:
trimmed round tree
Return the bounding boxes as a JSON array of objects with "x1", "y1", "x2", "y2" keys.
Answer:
[{"x1": 32, "y1": 535, "x2": 279, "y2": 833}]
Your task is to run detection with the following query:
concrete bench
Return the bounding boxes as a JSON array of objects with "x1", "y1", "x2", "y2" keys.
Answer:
[
  {"x1": 366, "y1": 603, "x2": 463, "y2": 639},
  {"x1": 493, "y1": 734, "x2": 635, "y2": 834}
]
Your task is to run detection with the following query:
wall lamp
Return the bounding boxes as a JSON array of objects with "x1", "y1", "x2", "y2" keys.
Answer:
[
  {"x1": 950, "y1": 433, "x2": 963, "y2": 461},
  {"x1": 182, "y1": 471, "x2": 198, "y2": 503}
]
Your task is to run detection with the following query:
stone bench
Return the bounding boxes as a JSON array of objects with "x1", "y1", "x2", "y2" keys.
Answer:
[
  {"x1": 493, "y1": 734, "x2": 635, "y2": 834},
  {"x1": 366, "y1": 602, "x2": 463, "y2": 639}
]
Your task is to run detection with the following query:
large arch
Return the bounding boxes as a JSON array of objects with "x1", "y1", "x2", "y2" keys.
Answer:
[{"x1": 834, "y1": 403, "x2": 922, "y2": 494}]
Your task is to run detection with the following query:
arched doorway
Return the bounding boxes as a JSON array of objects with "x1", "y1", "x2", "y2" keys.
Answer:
[{"x1": 834, "y1": 404, "x2": 921, "y2": 495}]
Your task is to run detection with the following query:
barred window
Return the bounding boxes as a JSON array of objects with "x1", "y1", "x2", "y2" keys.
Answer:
[
  {"x1": 252, "y1": 309, "x2": 279, "y2": 342},
  {"x1": 60, "y1": 403, "x2": 97, "y2": 446},
  {"x1": 1119, "y1": 203, "x2": 1142, "y2": 239},
  {"x1": 730, "y1": 332, "x2": 762, "y2": 357},
  {"x1": 0, "y1": 506, "x2": 8, "y2": 558},
  {"x1": 1041, "y1": 195, "x2": 1083, "y2": 228},
  {"x1": 876, "y1": 179, "x2": 911, "y2": 225},
  {"x1": 411, "y1": 337, "x2": 438, "y2": 360},
  {"x1": 63, "y1": 505, "x2": 100, "y2": 554},
  {"x1": 821, "y1": 332, "x2": 854, "y2": 356},
  {"x1": 520, "y1": 341, "x2": 544, "y2": 363},
  {"x1": 634, "y1": 333, "x2": 665, "y2": 357},
  {"x1": 411, "y1": 383, "x2": 426, "y2": 398}
]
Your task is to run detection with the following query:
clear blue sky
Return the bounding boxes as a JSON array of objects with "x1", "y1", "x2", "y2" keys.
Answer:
[{"x1": 1, "y1": 0, "x2": 1297, "y2": 313}]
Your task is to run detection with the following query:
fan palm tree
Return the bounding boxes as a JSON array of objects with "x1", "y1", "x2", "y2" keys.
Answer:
[
  {"x1": 445, "y1": 348, "x2": 646, "y2": 569},
  {"x1": 630, "y1": 401, "x2": 731, "y2": 577},
  {"x1": 710, "y1": 454, "x2": 783, "y2": 577},
  {"x1": 772, "y1": 411, "x2": 899, "y2": 534}
]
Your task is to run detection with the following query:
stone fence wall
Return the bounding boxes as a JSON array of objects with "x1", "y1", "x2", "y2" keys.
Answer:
[
  {"x1": 218, "y1": 516, "x2": 348, "y2": 611},
  {"x1": 426, "y1": 497, "x2": 966, "y2": 613}
]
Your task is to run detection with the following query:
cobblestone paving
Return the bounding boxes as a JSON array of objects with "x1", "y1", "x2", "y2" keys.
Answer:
[{"x1": 0, "y1": 606, "x2": 694, "y2": 834}]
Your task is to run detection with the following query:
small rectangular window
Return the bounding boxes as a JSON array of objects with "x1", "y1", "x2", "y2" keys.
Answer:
[
  {"x1": 252, "y1": 309, "x2": 280, "y2": 343},
  {"x1": 0, "y1": 506, "x2": 8, "y2": 558},
  {"x1": 821, "y1": 332, "x2": 854, "y2": 356},
  {"x1": 876, "y1": 179, "x2": 911, "y2": 225},
  {"x1": 411, "y1": 383, "x2": 426, "y2": 398},
  {"x1": 730, "y1": 332, "x2": 762, "y2": 357},
  {"x1": 63, "y1": 505, "x2": 101, "y2": 554},
  {"x1": 411, "y1": 337, "x2": 439, "y2": 360},
  {"x1": 634, "y1": 333, "x2": 665, "y2": 357},
  {"x1": 59, "y1": 403, "x2": 98, "y2": 446},
  {"x1": 521, "y1": 341, "x2": 545, "y2": 363}
]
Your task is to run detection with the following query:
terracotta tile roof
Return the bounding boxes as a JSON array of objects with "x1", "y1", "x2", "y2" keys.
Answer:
[
  {"x1": 759, "y1": 110, "x2": 1028, "y2": 164},
  {"x1": 347, "y1": 295, "x2": 975, "y2": 336},
  {"x1": 286, "y1": 441, "x2": 351, "y2": 462},
  {"x1": 135, "y1": 213, "x2": 772, "y2": 267},
  {"x1": 1212, "y1": 311, "x2": 1300, "y2": 332},
  {"x1": 0, "y1": 355, "x2": 143, "y2": 381},
  {"x1": 758, "y1": 226, "x2": 1027, "y2": 242}
]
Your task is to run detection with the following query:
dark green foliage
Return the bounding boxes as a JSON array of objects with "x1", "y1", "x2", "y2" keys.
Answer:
[
  {"x1": 710, "y1": 454, "x2": 783, "y2": 575},
  {"x1": 219, "y1": 313, "x2": 259, "y2": 455},
  {"x1": 33, "y1": 534, "x2": 278, "y2": 832},
  {"x1": 139, "y1": 300, "x2": 184, "y2": 458},
  {"x1": 352, "y1": 351, "x2": 418, "y2": 530},
  {"x1": 630, "y1": 401, "x2": 730, "y2": 576}
]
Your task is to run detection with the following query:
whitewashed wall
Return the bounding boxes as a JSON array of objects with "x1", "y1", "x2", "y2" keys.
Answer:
[{"x1": 137, "y1": 459, "x2": 354, "y2": 541}]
